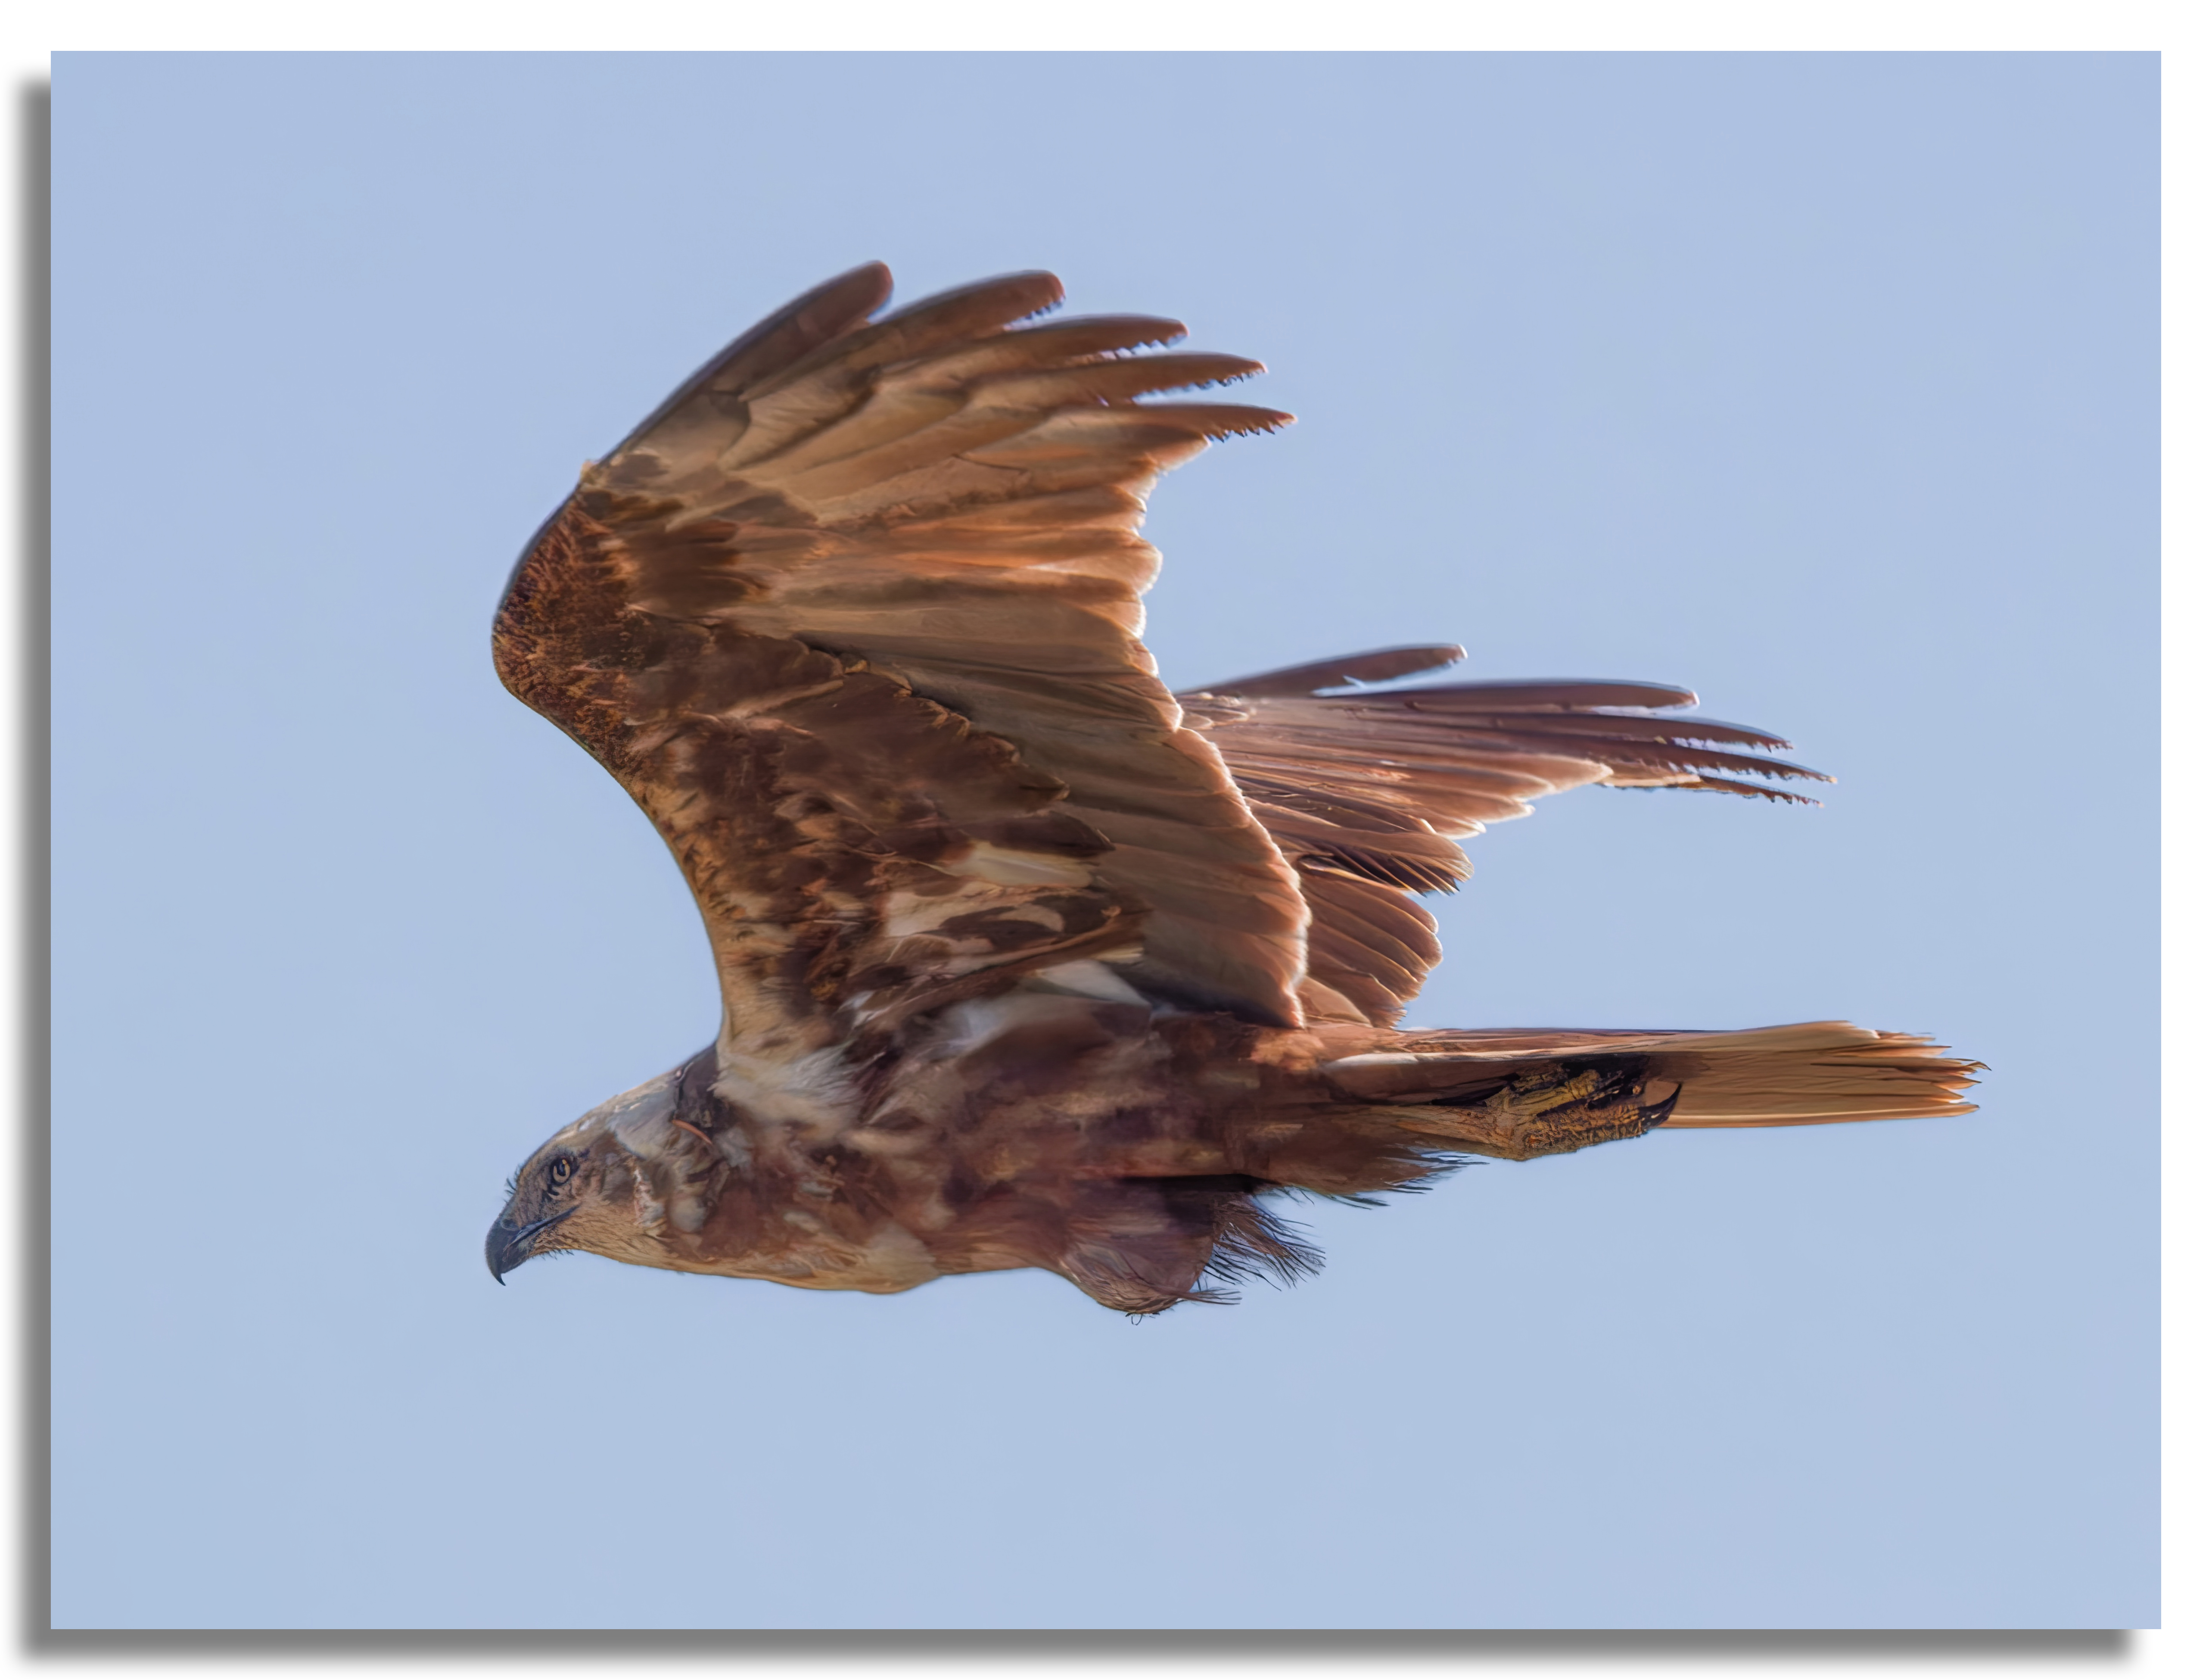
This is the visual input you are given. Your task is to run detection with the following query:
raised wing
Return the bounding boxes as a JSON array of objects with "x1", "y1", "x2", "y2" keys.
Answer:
[
  {"x1": 1178, "y1": 648, "x2": 1830, "y2": 1025},
  {"x1": 494, "y1": 264, "x2": 1314, "y2": 1075}
]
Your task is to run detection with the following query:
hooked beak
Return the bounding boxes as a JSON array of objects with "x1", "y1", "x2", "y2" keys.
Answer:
[{"x1": 484, "y1": 1209, "x2": 575, "y2": 1284}]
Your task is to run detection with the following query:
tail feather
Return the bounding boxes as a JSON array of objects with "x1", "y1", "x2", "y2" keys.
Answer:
[
  {"x1": 1646, "y1": 1024, "x2": 1984, "y2": 1125},
  {"x1": 1310, "y1": 1020, "x2": 1981, "y2": 1163}
]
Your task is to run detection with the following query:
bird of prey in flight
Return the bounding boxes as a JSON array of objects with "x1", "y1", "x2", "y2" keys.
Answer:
[{"x1": 485, "y1": 263, "x2": 1978, "y2": 1314}]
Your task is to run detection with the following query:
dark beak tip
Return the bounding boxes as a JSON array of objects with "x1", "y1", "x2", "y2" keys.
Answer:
[
  {"x1": 486, "y1": 1222, "x2": 519, "y2": 1286},
  {"x1": 486, "y1": 1207, "x2": 572, "y2": 1286}
]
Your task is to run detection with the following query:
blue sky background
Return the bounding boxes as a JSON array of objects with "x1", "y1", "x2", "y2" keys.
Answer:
[{"x1": 50, "y1": 52, "x2": 2157, "y2": 1628}]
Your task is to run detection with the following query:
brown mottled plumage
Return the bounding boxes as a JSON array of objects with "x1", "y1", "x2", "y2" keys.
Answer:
[{"x1": 484, "y1": 264, "x2": 1979, "y2": 1315}]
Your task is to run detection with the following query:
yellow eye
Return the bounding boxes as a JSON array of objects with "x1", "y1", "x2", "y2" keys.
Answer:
[{"x1": 549, "y1": 1157, "x2": 573, "y2": 1187}]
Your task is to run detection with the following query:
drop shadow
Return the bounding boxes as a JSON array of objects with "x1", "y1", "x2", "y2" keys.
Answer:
[
  {"x1": 25, "y1": 1630, "x2": 2140, "y2": 1658},
  {"x1": 16, "y1": 69, "x2": 54, "y2": 1659}
]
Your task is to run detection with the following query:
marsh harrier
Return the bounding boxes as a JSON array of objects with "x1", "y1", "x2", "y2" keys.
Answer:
[{"x1": 485, "y1": 264, "x2": 1977, "y2": 1314}]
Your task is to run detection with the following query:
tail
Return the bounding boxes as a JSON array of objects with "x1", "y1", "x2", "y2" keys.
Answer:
[
  {"x1": 1308, "y1": 1020, "x2": 1981, "y2": 1164},
  {"x1": 1077, "y1": 1018, "x2": 1979, "y2": 1315}
]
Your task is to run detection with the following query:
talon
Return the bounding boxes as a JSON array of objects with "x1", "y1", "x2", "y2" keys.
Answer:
[
  {"x1": 1640, "y1": 1080, "x2": 1683, "y2": 1131},
  {"x1": 672, "y1": 1117, "x2": 715, "y2": 1146}
]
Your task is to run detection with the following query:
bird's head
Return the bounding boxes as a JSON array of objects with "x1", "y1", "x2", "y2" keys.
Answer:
[
  {"x1": 485, "y1": 1060, "x2": 720, "y2": 1283},
  {"x1": 483, "y1": 1129, "x2": 622, "y2": 1282}
]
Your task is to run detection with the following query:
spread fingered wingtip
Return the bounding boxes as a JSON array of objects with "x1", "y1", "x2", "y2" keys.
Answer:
[
  {"x1": 1196, "y1": 405, "x2": 1294, "y2": 438},
  {"x1": 877, "y1": 268, "x2": 1067, "y2": 330}
]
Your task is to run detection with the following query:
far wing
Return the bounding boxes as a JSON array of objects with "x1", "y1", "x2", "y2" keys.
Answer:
[
  {"x1": 1179, "y1": 647, "x2": 1829, "y2": 1024},
  {"x1": 495, "y1": 265, "x2": 1315, "y2": 1087}
]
